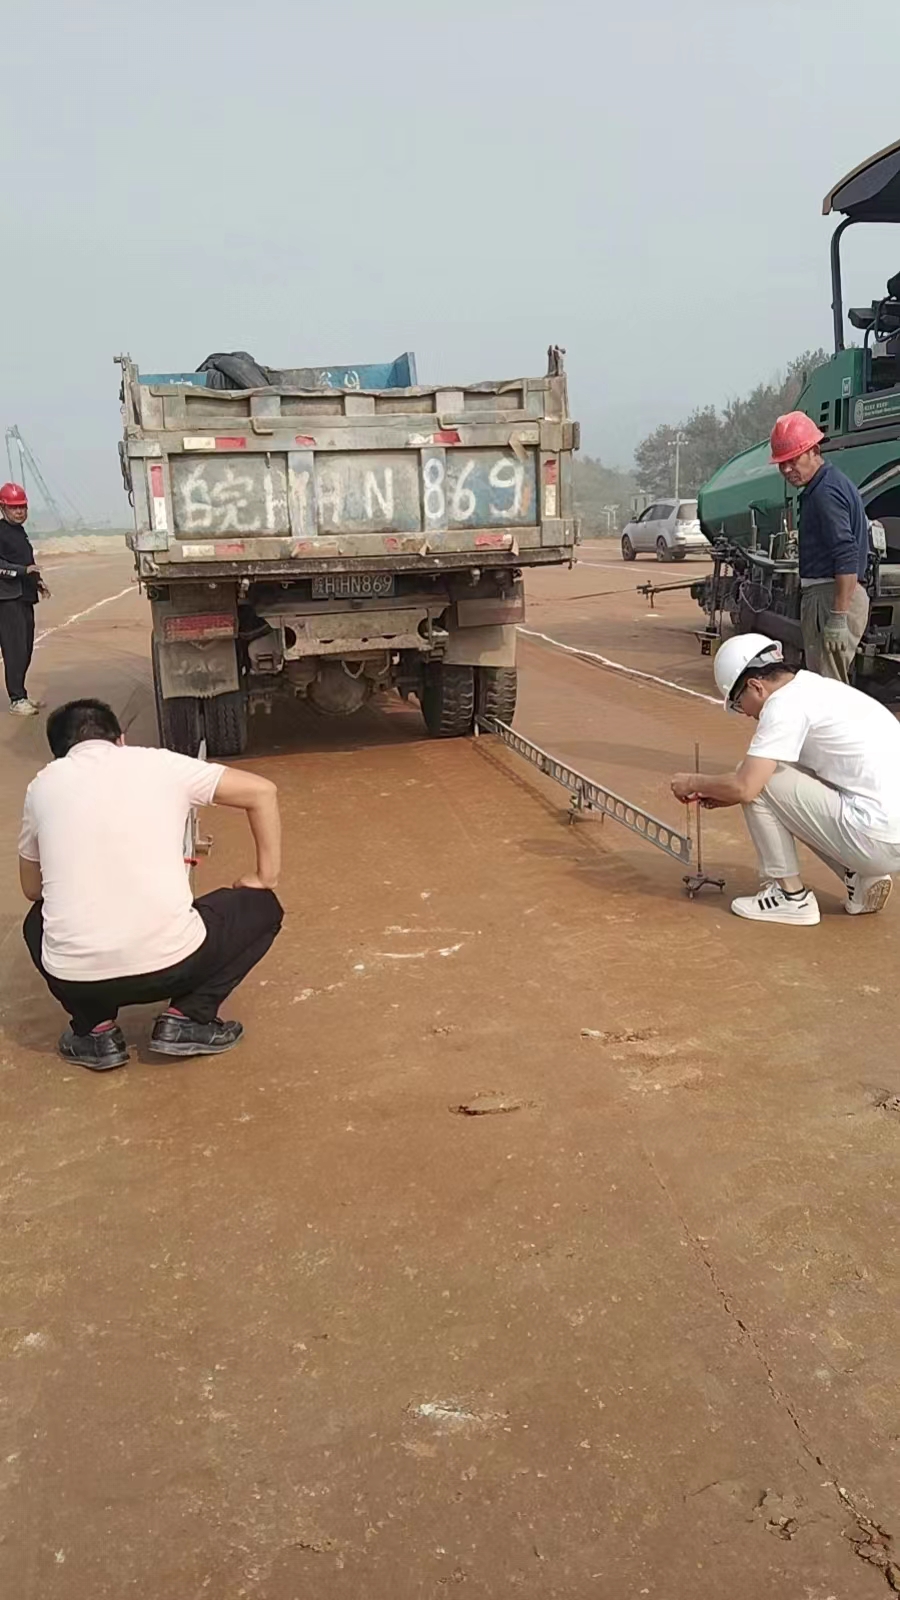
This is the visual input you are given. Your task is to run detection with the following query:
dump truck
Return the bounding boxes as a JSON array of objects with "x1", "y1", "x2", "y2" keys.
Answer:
[
  {"x1": 693, "y1": 138, "x2": 900, "y2": 686},
  {"x1": 116, "y1": 349, "x2": 579, "y2": 755}
]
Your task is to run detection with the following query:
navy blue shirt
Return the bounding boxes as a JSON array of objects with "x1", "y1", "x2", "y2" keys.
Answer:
[{"x1": 798, "y1": 462, "x2": 869, "y2": 581}]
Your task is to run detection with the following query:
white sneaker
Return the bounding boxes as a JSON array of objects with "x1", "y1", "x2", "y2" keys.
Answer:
[
  {"x1": 9, "y1": 698, "x2": 39, "y2": 717},
  {"x1": 731, "y1": 883, "x2": 821, "y2": 926},
  {"x1": 844, "y1": 871, "x2": 893, "y2": 916}
]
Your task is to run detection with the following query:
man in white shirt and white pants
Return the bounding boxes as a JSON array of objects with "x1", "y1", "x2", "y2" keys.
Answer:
[
  {"x1": 671, "y1": 634, "x2": 900, "y2": 926},
  {"x1": 19, "y1": 698, "x2": 283, "y2": 1069}
]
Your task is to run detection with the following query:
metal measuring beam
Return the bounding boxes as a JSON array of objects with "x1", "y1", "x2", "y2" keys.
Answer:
[
  {"x1": 475, "y1": 717, "x2": 692, "y2": 864},
  {"x1": 636, "y1": 577, "x2": 701, "y2": 610}
]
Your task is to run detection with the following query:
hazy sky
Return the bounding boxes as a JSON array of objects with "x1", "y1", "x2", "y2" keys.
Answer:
[{"x1": 5, "y1": 0, "x2": 898, "y2": 520}]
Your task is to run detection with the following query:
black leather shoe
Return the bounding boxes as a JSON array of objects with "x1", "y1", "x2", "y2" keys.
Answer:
[
  {"x1": 58, "y1": 1026, "x2": 129, "y2": 1071},
  {"x1": 149, "y1": 1015, "x2": 244, "y2": 1057}
]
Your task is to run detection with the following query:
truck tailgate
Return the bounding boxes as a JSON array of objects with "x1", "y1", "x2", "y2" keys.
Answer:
[{"x1": 123, "y1": 369, "x2": 578, "y2": 571}]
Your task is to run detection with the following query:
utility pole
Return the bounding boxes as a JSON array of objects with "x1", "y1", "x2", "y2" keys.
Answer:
[{"x1": 673, "y1": 431, "x2": 688, "y2": 499}]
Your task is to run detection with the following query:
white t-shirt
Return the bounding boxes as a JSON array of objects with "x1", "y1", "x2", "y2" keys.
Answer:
[
  {"x1": 748, "y1": 672, "x2": 900, "y2": 841},
  {"x1": 19, "y1": 741, "x2": 225, "y2": 981}
]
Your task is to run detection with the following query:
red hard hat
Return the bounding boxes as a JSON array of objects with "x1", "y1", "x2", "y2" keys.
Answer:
[
  {"x1": 769, "y1": 412, "x2": 824, "y2": 465},
  {"x1": 0, "y1": 482, "x2": 27, "y2": 507}
]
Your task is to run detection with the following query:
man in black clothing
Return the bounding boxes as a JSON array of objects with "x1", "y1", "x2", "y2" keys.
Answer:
[{"x1": 0, "y1": 481, "x2": 46, "y2": 715}]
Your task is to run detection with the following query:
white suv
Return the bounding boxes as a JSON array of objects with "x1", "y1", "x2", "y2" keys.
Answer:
[{"x1": 620, "y1": 499, "x2": 710, "y2": 562}]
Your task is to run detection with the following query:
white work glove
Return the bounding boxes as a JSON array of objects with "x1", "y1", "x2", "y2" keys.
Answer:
[{"x1": 822, "y1": 612, "x2": 854, "y2": 666}]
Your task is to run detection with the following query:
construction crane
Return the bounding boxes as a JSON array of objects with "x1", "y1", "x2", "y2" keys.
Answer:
[{"x1": 4, "y1": 426, "x2": 86, "y2": 531}]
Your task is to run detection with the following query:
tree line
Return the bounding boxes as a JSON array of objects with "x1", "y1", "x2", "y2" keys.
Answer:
[
  {"x1": 572, "y1": 349, "x2": 830, "y2": 532},
  {"x1": 632, "y1": 349, "x2": 830, "y2": 498}
]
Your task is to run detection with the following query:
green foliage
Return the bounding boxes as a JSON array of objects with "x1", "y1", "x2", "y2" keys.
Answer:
[
  {"x1": 633, "y1": 350, "x2": 831, "y2": 497},
  {"x1": 572, "y1": 455, "x2": 639, "y2": 534}
]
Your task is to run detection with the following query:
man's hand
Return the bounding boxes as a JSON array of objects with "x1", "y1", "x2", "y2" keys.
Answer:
[
  {"x1": 823, "y1": 611, "x2": 854, "y2": 666},
  {"x1": 37, "y1": 579, "x2": 51, "y2": 599},
  {"x1": 671, "y1": 773, "x2": 700, "y2": 803},
  {"x1": 214, "y1": 768, "x2": 281, "y2": 888},
  {"x1": 233, "y1": 873, "x2": 278, "y2": 892},
  {"x1": 671, "y1": 755, "x2": 776, "y2": 809}
]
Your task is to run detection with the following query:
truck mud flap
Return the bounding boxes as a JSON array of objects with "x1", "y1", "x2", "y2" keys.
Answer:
[
  {"x1": 443, "y1": 623, "x2": 517, "y2": 669},
  {"x1": 156, "y1": 637, "x2": 240, "y2": 699}
]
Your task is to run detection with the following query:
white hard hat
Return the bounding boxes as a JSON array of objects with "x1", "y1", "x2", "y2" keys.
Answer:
[{"x1": 714, "y1": 633, "x2": 784, "y2": 707}]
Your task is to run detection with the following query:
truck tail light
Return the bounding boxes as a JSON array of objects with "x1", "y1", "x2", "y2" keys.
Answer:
[{"x1": 163, "y1": 613, "x2": 235, "y2": 642}]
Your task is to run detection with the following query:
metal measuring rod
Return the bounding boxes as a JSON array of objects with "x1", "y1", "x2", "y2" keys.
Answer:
[
  {"x1": 681, "y1": 742, "x2": 726, "y2": 899},
  {"x1": 474, "y1": 717, "x2": 693, "y2": 868}
]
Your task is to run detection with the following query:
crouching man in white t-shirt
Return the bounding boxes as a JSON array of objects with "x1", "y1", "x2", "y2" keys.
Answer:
[
  {"x1": 18, "y1": 699, "x2": 283, "y2": 1070},
  {"x1": 670, "y1": 634, "x2": 900, "y2": 926}
]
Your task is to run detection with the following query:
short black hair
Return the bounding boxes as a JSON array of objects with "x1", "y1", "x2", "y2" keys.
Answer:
[
  {"x1": 731, "y1": 660, "x2": 794, "y2": 704},
  {"x1": 47, "y1": 699, "x2": 122, "y2": 758}
]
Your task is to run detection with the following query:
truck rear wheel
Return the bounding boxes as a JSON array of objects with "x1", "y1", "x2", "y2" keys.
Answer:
[
  {"x1": 203, "y1": 690, "x2": 249, "y2": 758},
  {"x1": 152, "y1": 642, "x2": 203, "y2": 755},
  {"x1": 475, "y1": 666, "x2": 517, "y2": 726},
  {"x1": 421, "y1": 663, "x2": 475, "y2": 739}
]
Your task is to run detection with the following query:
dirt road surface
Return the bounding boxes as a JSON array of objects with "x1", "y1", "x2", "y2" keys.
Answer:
[{"x1": 1, "y1": 544, "x2": 898, "y2": 1599}]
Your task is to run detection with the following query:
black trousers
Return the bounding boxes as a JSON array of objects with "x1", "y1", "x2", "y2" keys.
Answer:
[
  {"x1": 0, "y1": 598, "x2": 35, "y2": 702},
  {"x1": 24, "y1": 887, "x2": 283, "y2": 1036}
]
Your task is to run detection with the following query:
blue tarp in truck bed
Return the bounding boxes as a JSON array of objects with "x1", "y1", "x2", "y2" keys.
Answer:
[{"x1": 139, "y1": 353, "x2": 418, "y2": 390}]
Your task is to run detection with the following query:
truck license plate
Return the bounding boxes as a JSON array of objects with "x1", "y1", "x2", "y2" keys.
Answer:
[{"x1": 311, "y1": 573, "x2": 395, "y2": 599}]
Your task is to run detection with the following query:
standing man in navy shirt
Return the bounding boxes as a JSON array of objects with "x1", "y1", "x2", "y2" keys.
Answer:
[{"x1": 770, "y1": 413, "x2": 870, "y2": 682}]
